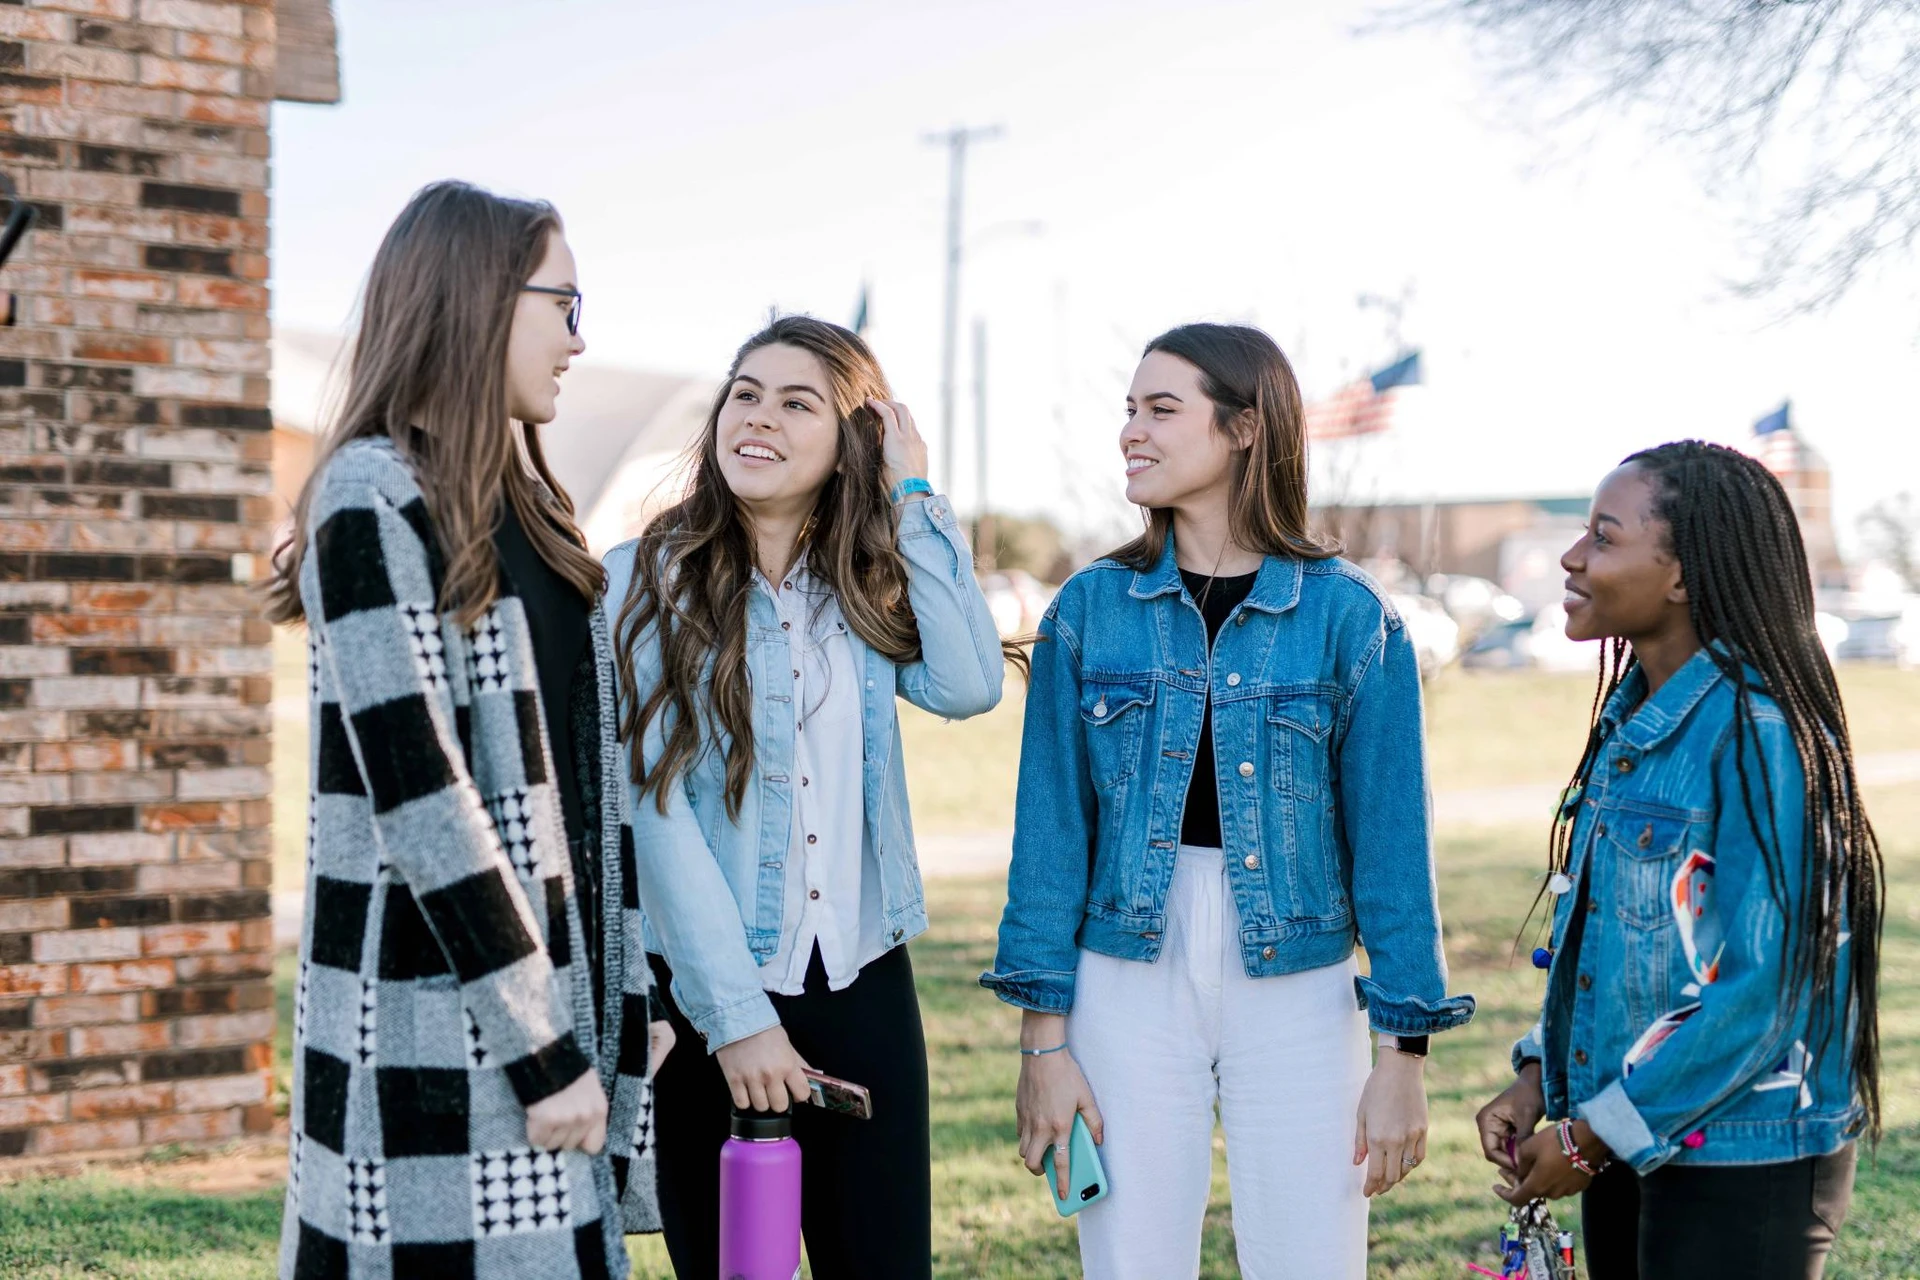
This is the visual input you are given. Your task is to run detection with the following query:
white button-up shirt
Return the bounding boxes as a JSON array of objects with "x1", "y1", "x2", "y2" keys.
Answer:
[{"x1": 759, "y1": 561, "x2": 882, "y2": 995}]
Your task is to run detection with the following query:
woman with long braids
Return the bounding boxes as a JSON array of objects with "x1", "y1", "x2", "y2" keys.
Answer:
[
  {"x1": 1475, "y1": 441, "x2": 1882, "y2": 1278},
  {"x1": 605, "y1": 315, "x2": 1015, "y2": 1277},
  {"x1": 984, "y1": 323, "x2": 1474, "y2": 1278}
]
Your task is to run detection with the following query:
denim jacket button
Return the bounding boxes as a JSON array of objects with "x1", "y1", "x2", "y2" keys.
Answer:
[
  {"x1": 1093, "y1": 700, "x2": 1108, "y2": 718},
  {"x1": 1616, "y1": 757, "x2": 1635, "y2": 774},
  {"x1": 1574, "y1": 1048, "x2": 1590, "y2": 1066},
  {"x1": 1243, "y1": 854, "x2": 1259, "y2": 870},
  {"x1": 1578, "y1": 973, "x2": 1593, "y2": 991},
  {"x1": 1261, "y1": 946, "x2": 1276, "y2": 960},
  {"x1": 1226, "y1": 672, "x2": 1241, "y2": 687},
  {"x1": 1237, "y1": 761, "x2": 1253, "y2": 778}
]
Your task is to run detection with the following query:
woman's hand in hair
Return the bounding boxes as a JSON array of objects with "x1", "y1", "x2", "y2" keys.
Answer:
[
  {"x1": 1015, "y1": 1012, "x2": 1103, "y2": 1202},
  {"x1": 867, "y1": 398, "x2": 930, "y2": 493},
  {"x1": 525, "y1": 1069, "x2": 609, "y2": 1154},
  {"x1": 1474, "y1": 1061, "x2": 1546, "y2": 1180},
  {"x1": 1354, "y1": 1046, "x2": 1429, "y2": 1197},
  {"x1": 715, "y1": 1023, "x2": 813, "y2": 1113}
]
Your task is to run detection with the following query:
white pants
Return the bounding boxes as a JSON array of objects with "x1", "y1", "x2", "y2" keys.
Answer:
[{"x1": 1067, "y1": 845, "x2": 1371, "y2": 1280}]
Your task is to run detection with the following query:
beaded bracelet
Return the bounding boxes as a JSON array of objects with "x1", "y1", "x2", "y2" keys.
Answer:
[{"x1": 1019, "y1": 1043, "x2": 1068, "y2": 1057}]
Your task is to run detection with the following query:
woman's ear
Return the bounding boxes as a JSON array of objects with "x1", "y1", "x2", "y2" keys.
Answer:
[{"x1": 1232, "y1": 406, "x2": 1258, "y2": 451}]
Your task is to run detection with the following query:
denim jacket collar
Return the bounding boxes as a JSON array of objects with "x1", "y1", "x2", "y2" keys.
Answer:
[
  {"x1": 1125, "y1": 535, "x2": 1305, "y2": 615},
  {"x1": 1603, "y1": 645, "x2": 1726, "y2": 751}
]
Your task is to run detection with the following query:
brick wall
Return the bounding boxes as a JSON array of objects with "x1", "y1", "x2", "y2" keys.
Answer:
[{"x1": 0, "y1": 0, "x2": 289, "y2": 1161}]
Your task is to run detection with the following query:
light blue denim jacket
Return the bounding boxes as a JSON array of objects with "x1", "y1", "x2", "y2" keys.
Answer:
[
  {"x1": 981, "y1": 538, "x2": 1475, "y2": 1036},
  {"x1": 1513, "y1": 648, "x2": 1863, "y2": 1171},
  {"x1": 604, "y1": 495, "x2": 1003, "y2": 1050}
]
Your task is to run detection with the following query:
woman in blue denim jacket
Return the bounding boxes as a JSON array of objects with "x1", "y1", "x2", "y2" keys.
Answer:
[
  {"x1": 1475, "y1": 442, "x2": 1884, "y2": 1279},
  {"x1": 603, "y1": 316, "x2": 1012, "y2": 1278},
  {"x1": 982, "y1": 323, "x2": 1474, "y2": 1278}
]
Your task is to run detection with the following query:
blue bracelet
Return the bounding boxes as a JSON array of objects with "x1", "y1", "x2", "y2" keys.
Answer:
[
  {"x1": 1019, "y1": 1043, "x2": 1068, "y2": 1057},
  {"x1": 890, "y1": 477, "x2": 932, "y2": 505}
]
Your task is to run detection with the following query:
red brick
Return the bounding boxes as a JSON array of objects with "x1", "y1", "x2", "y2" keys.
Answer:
[
  {"x1": 32, "y1": 993, "x2": 139, "y2": 1026},
  {"x1": 71, "y1": 335, "x2": 169, "y2": 364},
  {"x1": 0, "y1": 11, "x2": 75, "y2": 40},
  {"x1": 0, "y1": 899, "x2": 69, "y2": 932},
  {"x1": 34, "y1": 928, "x2": 143, "y2": 963},
  {"x1": 70, "y1": 585, "x2": 172, "y2": 613},
  {"x1": 173, "y1": 275, "x2": 265, "y2": 310},
  {"x1": 33, "y1": 1117, "x2": 141, "y2": 1154},
  {"x1": 141, "y1": 1105, "x2": 239, "y2": 1145},
  {"x1": 38, "y1": 1, "x2": 137, "y2": 18},
  {"x1": 0, "y1": 1064, "x2": 27, "y2": 1096},
  {"x1": 70, "y1": 833, "x2": 171, "y2": 866},
  {"x1": 69, "y1": 1081, "x2": 172, "y2": 1119},
  {"x1": 241, "y1": 1101, "x2": 273, "y2": 1133},
  {"x1": 0, "y1": 838, "x2": 69, "y2": 870},
  {"x1": 29, "y1": 46, "x2": 140, "y2": 83},
  {"x1": 0, "y1": 1094, "x2": 69, "y2": 1128},
  {"x1": 69, "y1": 959, "x2": 173, "y2": 993},
  {"x1": 0, "y1": 76, "x2": 65, "y2": 108},
  {"x1": 172, "y1": 1008, "x2": 269, "y2": 1047},
  {"x1": 171, "y1": 1070, "x2": 264, "y2": 1110},
  {"x1": 0, "y1": 1028, "x2": 67, "y2": 1059},
  {"x1": 64, "y1": 80, "x2": 176, "y2": 118},
  {"x1": 140, "y1": 57, "x2": 242, "y2": 95},
  {"x1": 172, "y1": 950, "x2": 270, "y2": 983},
  {"x1": 171, "y1": 212, "x2": 266, "y2": 251},
  {"x1": 136, "y1": 861, "x2": 238, "y2": 893},
  {"x1": 69, "y1": 1019, "x2": 171, "y2": 1054},
  {"x1": 177, "y1": 94, "x2": 266, "y2": 128},
  {"x1": 141, "y1": 921, "x2": 238, "y2": 956},
  {"x1": 0, "y1": 964, "x2": 69, "y2": 996},
  {"x1": 33, "y1": 741, "x2": 134, "y2": 771},
  {"x1": 64, "y1": 204, "x2": 176, "y2": 241}
]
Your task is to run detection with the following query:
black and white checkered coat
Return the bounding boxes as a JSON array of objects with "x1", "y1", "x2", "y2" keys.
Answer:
[{"x1": 279, "y1": 439, "x2": 660, "y2": 1280}]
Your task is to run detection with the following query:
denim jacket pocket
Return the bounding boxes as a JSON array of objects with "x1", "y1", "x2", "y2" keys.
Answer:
[
  {"x1": 1606, "y1": 808, "x2": 1696, "y2": 930},
  {"x1": 1081, "y1": 678, "x2": 1154, "y2": 791},
  {"x1": 1267, "y1": 694, "x2": 1335, "y2": 801}
]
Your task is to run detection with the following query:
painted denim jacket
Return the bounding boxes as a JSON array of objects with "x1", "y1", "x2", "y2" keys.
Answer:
[
  {"x1": 981, "y1": 538, "x2": 1475, "y2": 1037},
  {"x1": 1513, "y1": 648, "x2": 1863, "y2": 1171},
  {"x1": 604, "y1": 495, "x2": 1003, "y2": 1051}
]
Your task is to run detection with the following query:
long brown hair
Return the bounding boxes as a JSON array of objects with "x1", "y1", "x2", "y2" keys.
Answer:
[
  {"x1": 1108, "y1": 322, "x2": 1337, "y2": 568},
  {"x1": 616, "y1": 315, "x2": 1023, "y2": 817},
  {"x1": 266, "y1": 180, "x2": 602, "y2": 625}
]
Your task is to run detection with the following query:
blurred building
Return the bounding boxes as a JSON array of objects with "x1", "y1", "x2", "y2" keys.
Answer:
[{"x1": 1744, "y1": 402, "x2": 1846, "y2": 591}]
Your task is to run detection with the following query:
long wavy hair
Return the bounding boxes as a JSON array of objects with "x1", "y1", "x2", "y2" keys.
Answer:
[
  {"x1": 616, "y1": 315, "x2": 1024, "y2": 817},
  {"x1": 1107, "y1": 322, "x2": 1338, "y2": 568},
  {"x1": 265, "y1": 180, "x2": 601, "y2": 626},
  {"x1": 1545, "y1": 441, "x2": 1884, "y2": 1138}
]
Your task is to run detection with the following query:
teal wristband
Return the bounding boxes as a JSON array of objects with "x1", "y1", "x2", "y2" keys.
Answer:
[
  {"x1": 1019, "y1": 1043, "x2": 1068, "y2": 1057},
  {"x1": 890, "y1": 477, "x2": 932, "y2": 505}
]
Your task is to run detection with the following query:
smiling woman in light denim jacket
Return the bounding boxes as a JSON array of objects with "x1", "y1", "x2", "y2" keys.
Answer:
[
  {"x1": 1475, "y1": 442, "x2": 1884, "y2": 1280},
  {"x1": 982, "y1": 323, "x2": 1474, "y2": 1279},
  {"x1": 603, "y1": 315, "x2": 1014, "y2": 1279}
]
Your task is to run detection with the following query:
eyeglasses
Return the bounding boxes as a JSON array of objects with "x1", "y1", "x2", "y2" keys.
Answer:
[{"x1": 522, "y1": 285, "x2": 582, "y2": 336}]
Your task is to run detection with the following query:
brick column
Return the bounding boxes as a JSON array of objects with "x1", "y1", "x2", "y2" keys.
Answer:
[{"x1": 0, "y1": 0, "x2": 280, "y2": 1159}]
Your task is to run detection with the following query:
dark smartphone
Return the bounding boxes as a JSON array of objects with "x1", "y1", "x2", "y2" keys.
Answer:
[{"x1": 800, "y1": 1068, "x2": 873, "y2": 1120}]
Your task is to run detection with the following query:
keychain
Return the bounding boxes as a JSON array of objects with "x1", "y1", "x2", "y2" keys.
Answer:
[{"x1": 1467, "y1": 1199, "x2": 1577, "y2": 1279}]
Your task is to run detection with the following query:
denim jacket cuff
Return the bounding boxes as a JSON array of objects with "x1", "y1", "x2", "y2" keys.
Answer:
[
  {"x1": 1353, "y1": 976, "x2": 1476, "y2": 1035},
  {"x1": 895, "y1": 491, "x2": 956, "y2": 542},
  {"x1": 690, "y1": 989, "x2": 782, "y2": 1054},
  {"x1": 1511, "y1": 1019, "x2": 1546, "y2": 1075},
  {"x1": 1579, "y1": 1079, "x2": 1668, "y2": 1173},
  {"x1": 978, "y1": 967, "x2": 1076, "y2": 1014}
]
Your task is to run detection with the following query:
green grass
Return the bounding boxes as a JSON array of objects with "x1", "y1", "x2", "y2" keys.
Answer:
[{"x1": 9, "y1": 633, "x2": 1910, "y2": 1277}]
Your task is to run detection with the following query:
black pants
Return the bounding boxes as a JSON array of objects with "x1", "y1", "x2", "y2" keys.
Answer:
[
  {"x1": 1581, "y1": 1145, "x2": 1856, "y2": 1279},
  {"x1": 648, "y1": 945, "x2": 932, "y2": 1280}
]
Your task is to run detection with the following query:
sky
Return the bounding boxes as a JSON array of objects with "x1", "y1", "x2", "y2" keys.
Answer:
[{"x1": 269, "y1": 0, "x2": 1920, "y2": 550}]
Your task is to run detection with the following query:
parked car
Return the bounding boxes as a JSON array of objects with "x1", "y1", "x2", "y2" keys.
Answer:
[
  {"x1": 1427, "y1": 572, "x2": 1526, "y2": 641},
  {"x1": 1461, "y1": 617, "x2": 1533, "y2": 670},
  {"x1": 1835, "y1": 603, "x2": 1920, "y2": 667}
]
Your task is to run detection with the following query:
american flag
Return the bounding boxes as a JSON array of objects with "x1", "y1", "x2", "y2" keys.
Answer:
[{"x1": 1306, "y1": 351, "x2": 1422, "y2": 441}]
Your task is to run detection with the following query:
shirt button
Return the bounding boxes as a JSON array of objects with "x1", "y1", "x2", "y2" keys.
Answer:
[
  {"x1": 1587, "y1": 899, "x2": 1599, "y2": 915},
  {"x1": 1596, "y1": 823, "x2": 1608, "y2": 838},
  {"x1": 1235, "y1": 613, "x2": 1248, "y2": 625},
  {"x1": 1578, "y1": 973, "x2": 1593, "y2": 991},
  {"x1": 809, "y1": 889, "x2": 820, "y2": 900},
  {"x1": 806, "y1": 834, "x2": 818, "y2": 845},
  {"x1": 1237, "y1": 761, "x2": 1254, "y2": 778},
  {"x1": 802, "y1": 777, "x2": 809, "y2": 787},
  {"x1": 793, "y1": 670, "x2": 800, "y2": 679},
  {"x1": 781, "y1": 621, "x2": 791, "y2": 631},
  {"x1": 1574, "y1": 1048, "x2": 1590, "y2": 1066},
  {"x1": 1225, "y1": 673, "x2": 1241, "y2": 687},
  {"x1": 1261, "y1": 946, "x2": 1276, "y2": 961},
  {"x1": 783, "y1": 581, "x2": 793, "y2": 590},
  {"x1": 1243, "y1": 854, "x2": 1259, "y2": 870}
]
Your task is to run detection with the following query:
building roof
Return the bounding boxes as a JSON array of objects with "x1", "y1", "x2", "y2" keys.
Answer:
[{"x1": 274, "y1": 0, "x2": 342, "y2": 105}]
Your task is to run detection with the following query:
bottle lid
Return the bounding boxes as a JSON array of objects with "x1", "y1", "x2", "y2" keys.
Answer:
[{"x1": 730, "y1": 1107, "x2": 793, "y2": 1140}]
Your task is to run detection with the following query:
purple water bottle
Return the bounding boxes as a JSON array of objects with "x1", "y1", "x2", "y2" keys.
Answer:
[{"x1": 719, "y1": 1107, "x2": 801, "y2": 1280}]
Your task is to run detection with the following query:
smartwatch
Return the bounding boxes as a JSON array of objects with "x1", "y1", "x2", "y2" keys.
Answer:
[{"x1": 1388, "y1": 1034, "x2": 1430, "y2": 1058}]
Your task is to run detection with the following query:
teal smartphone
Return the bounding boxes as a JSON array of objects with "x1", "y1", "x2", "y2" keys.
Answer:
[{"x1": 1039, "y1": 1114, "x2": 1108, "y2": 1217}]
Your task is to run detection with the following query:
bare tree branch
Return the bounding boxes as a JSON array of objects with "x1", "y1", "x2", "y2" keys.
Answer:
[{"x1": 1377, "y1": 0, "x2": 1920, "y2": 310}]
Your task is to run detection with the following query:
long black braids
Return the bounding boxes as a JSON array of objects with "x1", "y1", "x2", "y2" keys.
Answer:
[{"x1": 1545, "y1": 440, "x2": 1884, "y2": 1139}]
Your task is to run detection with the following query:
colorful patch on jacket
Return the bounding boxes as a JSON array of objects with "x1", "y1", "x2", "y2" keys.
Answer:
[
  {"x1": 1752, "y1": 1040, "x2": 1814, "y2": 1110},
  {"x1": 1622, "y1": 1002, "x2": 1702, "y2": 1076},
  {"x1": 1671, "y1": 850, "x2": 1723, "y2": 989}
]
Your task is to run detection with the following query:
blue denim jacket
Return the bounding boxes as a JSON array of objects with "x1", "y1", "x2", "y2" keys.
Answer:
[
  {"x1": 981, "y1": 539, "x2": 1475, "y2": 1036},
  {"x1": 1513, "y1": 649, "x2": 1863, "y2": 1171},
  {"x1": 604, "y1": 496, "x2": 1004, "y2": 1050}
]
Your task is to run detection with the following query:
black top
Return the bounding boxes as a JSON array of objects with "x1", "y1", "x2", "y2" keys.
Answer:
[
  {"x1": 492, "y1": 499, "x2": 601, "y2": 1013},
  {"x1": 1178, "y1": 568, "x2": 1260, "y2": 849}
]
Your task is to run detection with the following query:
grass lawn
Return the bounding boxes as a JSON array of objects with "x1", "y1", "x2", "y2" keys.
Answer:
[{"x1": 7, "y1": 634, "x2": 1916, "y2": 1278}]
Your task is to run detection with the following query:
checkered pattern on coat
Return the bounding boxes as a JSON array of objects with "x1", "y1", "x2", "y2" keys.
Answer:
[{"x1": 278, "y1": 439, "x2": 658, "y2": 1280}]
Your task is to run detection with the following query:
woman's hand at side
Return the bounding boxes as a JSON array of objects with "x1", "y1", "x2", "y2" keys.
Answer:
[
  {"x1": 1354, "y1": 1042, "x2": 1428, "y2": 1196},
  {"x1": 1015, "y1": 1011, "x2": 1104, "y2": 1202},
  {"x1": 526, "y1": 1070, "x2": 609, "y2": 1153},
  {"x1": 714, "y1": 1023, "x2": 812, "y2": 1112}
]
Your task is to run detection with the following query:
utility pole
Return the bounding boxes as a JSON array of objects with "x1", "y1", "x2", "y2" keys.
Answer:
[
  {"x1": 924, "y1": 123, "x2": 1002, "y2": 494},
  {"x1": 972, "y1": 316, "x2": 994, "y2": 570}
]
